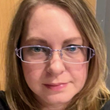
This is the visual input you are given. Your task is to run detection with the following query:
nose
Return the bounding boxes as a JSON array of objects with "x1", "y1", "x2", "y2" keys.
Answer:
[{"x1": 47, "y1": 53, "x2": 66, "y2": 76}]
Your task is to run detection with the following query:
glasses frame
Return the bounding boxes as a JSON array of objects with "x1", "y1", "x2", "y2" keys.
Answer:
[{"x1": 15, "y1": 45, "x2": 95, "y2": 64}]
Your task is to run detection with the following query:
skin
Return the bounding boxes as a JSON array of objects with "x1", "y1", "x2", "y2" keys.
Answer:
[{"x1": 21, "y1": 4, "x2": 89, "y2": 110}]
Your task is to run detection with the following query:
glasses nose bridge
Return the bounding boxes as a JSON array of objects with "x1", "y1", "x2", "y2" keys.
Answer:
[{"x1": 51, "y1": 49, "x2": 63, "y2": 58}]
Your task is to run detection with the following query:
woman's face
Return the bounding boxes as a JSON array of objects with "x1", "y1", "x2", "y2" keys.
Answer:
[{"x1": 21, "y1": 4, "x2": 88, "y2": 108}]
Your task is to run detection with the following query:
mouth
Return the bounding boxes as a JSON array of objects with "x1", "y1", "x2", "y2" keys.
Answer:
[{"x1": 43, "y1": 83, "x2": 68, "y2": 91}]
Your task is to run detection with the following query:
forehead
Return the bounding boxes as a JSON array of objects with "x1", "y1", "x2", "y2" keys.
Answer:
[{"x1": 21, "y1": 4, "x2": 85, "y2": 47}]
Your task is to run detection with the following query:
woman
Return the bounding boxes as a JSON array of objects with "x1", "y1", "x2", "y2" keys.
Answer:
[{"x1": 0, "y1": 0, "x2": 110, "y2": 110}]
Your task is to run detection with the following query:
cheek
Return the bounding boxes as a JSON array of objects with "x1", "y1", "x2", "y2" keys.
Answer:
[
  {"x1": 66, "y1": 63, "x2": 88, "y2": 88},
  {"x1": 21, "y1": 63, "x2": 46, "y2": 84}
]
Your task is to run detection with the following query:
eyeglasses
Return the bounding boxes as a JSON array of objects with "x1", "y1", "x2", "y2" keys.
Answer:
[{"x1": 15, "y1": 45, "x2": 95, "y2": 64}]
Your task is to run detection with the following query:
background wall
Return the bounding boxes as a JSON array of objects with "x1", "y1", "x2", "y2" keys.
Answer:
[
  {"x1": 96, "y1": 0, "x2": 110, "y2": 89},
  {"x1": 0, "y1": 0, "x2": 96, "y2": 90},
  {"x1": 0, "y1": 0, "x2": 21, "y2": 90}
]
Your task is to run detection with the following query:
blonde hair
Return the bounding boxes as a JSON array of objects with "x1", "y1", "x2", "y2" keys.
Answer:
[{"x1": 5, "y1": 0, "x2": 110, "y2": 110}]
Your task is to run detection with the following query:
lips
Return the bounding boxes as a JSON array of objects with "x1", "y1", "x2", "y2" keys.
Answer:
[{"x1": 43, "y1": 83, "x2": 68, "y2": 91}]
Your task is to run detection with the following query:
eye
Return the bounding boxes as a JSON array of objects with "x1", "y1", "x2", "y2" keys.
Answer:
[
  {"x1": 65, "y1": 44, "x2": 79, "y2": 52},
  {"x1": 28, "y1": 46, "x2": 51, "y2": 55},
  {"x1": 70, "y1": 47, "x2": 76, "y2": 51},
  {"x1": 67, "y1": 46, "x2": 77, "y2": 52},
  {"x1": 30, "y1": 47, "x2": 43, "y2": 52}
]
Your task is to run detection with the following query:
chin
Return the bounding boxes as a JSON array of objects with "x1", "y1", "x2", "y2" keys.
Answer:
[{"x1": 39, "y1": 93, "x2": 73, "y2": 105}]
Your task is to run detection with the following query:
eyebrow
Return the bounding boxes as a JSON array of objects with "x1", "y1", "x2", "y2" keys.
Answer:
[
  {"x1": 25, "y1": 37, "x2": 48, "y2": 44},
  {"x1": 63, "y1": 37, "x2": 82, "y2": 44},
  {"x1": 25, "y1": 36, "x2": 82, "y2": 45}
]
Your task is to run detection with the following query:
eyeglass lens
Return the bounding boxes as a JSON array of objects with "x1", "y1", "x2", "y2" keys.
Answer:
[{"x1": 18, "y1": 46, "x2": 92, "y2": 63}]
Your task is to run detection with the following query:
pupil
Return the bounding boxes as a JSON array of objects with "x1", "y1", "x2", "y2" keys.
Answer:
[
  {"x1": 33, "y1": 47, "x2": 41, "y2": 52},
  {"x1": 70, "y1": 47, "x2": 76, "y2": 51}
]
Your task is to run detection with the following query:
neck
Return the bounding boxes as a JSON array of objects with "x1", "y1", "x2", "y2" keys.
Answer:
[{"x1": 42, "y1": 103, "x2": 68, "y2": 110}]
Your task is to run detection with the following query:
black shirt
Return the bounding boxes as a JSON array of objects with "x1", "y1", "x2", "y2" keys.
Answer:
[
  {"x1": 0, "y1": 91, "x2": 10, "y2": 110},
  {"x1": 0, "y1": 91, "x2": 110, "y2": 110}
]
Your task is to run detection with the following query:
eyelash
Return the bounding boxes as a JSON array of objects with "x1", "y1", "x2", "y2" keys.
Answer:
[{"x1": 67, "y1": 44, "x2": 81, "y2": 47}]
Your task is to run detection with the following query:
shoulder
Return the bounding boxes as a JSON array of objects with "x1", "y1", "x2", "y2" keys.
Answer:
[
  {"x1": 101, "y1": 100, "x2": 110, "y2": 110},
  {"x1": 0, "y1": 91, "x2": 10, "y2": 110}
]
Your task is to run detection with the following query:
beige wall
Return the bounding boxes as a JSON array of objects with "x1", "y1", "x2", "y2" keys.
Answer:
[
  {"x1": 84, "y1": 0, "x2": 96, "y2": 14},
  {"x1": 0, "y1": 0, "x2": 96, "y2": 90},
  {"x1": 0, "y1": 0, "x2": 21, "y2": 90}
]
